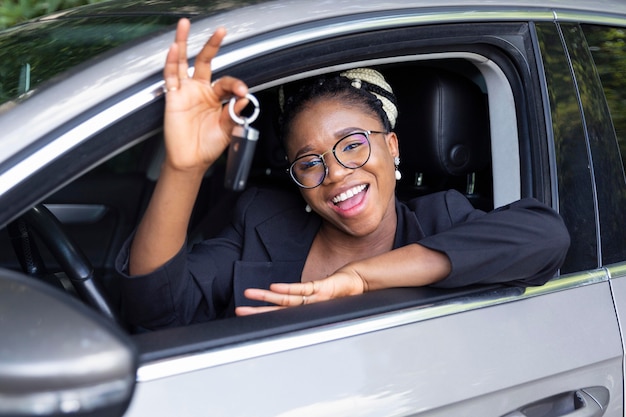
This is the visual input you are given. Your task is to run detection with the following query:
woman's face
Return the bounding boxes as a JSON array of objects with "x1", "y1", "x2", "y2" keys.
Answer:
[{"x1": 286, "y1": 97, "x2": 399, "y2": 237}]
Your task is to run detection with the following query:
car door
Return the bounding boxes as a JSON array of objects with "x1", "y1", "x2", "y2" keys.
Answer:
[{"x1": 121, "y1": 10, "x2": 623, "y2": 417}]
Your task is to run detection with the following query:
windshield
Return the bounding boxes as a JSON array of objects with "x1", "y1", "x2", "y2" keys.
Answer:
[
  {"x1": 0, "y1": 0, "x2": 272, "y2": 107},
  {"x1": 0, "y1": 15, "x2": 179, "y2": 105}
]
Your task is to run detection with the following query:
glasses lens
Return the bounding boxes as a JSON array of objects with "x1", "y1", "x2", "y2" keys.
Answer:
[
  {"x1": 335, "y1": 132, "x2": 371, "y2": 168},
  {"x1": 291, "y1": 156, "x2": 326, "y2": 188}
]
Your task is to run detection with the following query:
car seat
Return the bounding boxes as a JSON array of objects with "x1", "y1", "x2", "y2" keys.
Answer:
[{"x1": 389, "y1": 67, "x2": 492, "y2": 210}]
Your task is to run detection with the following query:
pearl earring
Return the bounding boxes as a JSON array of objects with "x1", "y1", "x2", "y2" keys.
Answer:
[
  {"x1": 394, "y1": 156, "x2": 402, "y2": 181},
  {"x1": 305, "y1": 204, "x2": 312, "y2": 213}
]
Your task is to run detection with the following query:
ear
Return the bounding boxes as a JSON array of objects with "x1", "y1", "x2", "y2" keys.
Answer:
[{"x1": 385, "y1": 132, "x2": 399, "y2": 158}]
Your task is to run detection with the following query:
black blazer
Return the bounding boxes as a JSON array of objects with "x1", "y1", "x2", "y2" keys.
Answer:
[{"x1": 117, "y1": 187, "x2": 569, "y2": 328}]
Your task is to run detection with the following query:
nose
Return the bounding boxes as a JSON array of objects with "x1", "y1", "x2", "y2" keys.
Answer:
[{"x1": 322, "y1": 152, "x2": 351, "y2": 184}]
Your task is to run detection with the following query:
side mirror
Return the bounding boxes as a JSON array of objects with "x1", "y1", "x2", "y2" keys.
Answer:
[{"x1": 0, "y1": 268, "x2": 137, "y2": 416}]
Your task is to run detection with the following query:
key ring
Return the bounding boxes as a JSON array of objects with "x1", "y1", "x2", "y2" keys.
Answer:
[{"x1": 229, "y1": 93, "x2": 260, "y2": 126}]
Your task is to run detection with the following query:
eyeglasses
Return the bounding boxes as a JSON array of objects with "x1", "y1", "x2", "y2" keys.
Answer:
[{"x1": 288, "y1": 130, "x2": 387, "y2": 189}]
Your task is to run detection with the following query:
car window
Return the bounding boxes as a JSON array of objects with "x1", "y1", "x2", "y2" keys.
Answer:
[
  {"x1": 535, "y1": 22, "x2": 599, "y2": 273},
  {"x1": 577, "y1": 23, "x2": 626, "y2": 265},
  {"x1": 0, "y1": 19, "x2": 561, "y2": 342},
  {"x1": 582, "y1": 25, "x2": 626, "y2": 169}
]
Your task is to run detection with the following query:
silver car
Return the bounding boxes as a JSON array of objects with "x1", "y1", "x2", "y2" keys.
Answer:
[{"x1": 1, "y1": 0, "x2": 626, "y2": 416}]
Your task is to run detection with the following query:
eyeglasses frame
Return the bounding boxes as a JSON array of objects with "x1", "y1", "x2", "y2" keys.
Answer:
[{"x1": 287, "y1": 130, "x2": 388, "y2": 189}]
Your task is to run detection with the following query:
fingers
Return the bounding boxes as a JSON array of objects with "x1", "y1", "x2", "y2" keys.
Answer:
[
  {"x1": 163, "y1": 18, "x2": 191, "y2": 92},
  {"x1": 164, "y1": 42, "x2": 181, "y2": 92},
  {"x1": 235, "y1": 306, "x2": 284, "y2": 317},
  {"x1": 194, "y1": 26, "x2": 227, "y2": 81},
  {"x1": 163, "y1": 20, "x2": 248, "y2": 101},
  {"x1": 212, "y1": 76, "x2": 249, "y2": 101},
  {"x1": 243, "y1": 282, "x2": 317, "y2": 308},
  {"x1": 175, "y1": 18, "x2": 191, "y2": 81}
]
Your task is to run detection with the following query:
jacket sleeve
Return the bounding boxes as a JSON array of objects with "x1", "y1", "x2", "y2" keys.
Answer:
[
  {"x1": 413, "y1": 190, "x2": 571, "y2": 288},
  {"x1": 115, "y1": 188, "x2": 259, "y2": 329}
]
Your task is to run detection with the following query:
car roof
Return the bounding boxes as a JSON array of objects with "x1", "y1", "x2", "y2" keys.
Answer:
[
  {"x1": 38, "y1": 0, "x2": 626, "y2": 18},
  {"x1": 1, "y1": 0, "x2": 625, "y2": 175}
]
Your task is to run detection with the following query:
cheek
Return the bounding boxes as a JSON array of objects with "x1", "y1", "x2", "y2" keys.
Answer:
[{"x1": 369, "y1": 150, "x2": 395, "y2": 180}]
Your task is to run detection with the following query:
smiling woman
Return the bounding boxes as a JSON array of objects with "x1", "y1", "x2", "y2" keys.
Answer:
[{"x1": 116, "y1": 18, "x2": 571, "y2": 330}]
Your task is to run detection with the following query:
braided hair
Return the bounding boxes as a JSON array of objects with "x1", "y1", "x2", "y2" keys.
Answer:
[{"x1": 279, "y1": 68, "x2": 398, "y2": 148}]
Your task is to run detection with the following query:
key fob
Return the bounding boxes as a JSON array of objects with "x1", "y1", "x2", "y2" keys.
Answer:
[
  {"x1": 224, "y1": 123, "x2": 259, "y2": 190},
  {"x1": 224, "y1": 94, "x2": 260, "y2": 191}
]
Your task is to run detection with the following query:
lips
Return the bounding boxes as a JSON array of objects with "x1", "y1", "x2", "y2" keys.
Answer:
[{"x1": 331, "y1": 184, "x2": 368, "y2": 212}]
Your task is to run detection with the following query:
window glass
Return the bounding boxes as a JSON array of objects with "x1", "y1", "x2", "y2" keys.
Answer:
[
  {"x1": 582, "y1": 25, "x2": 626, "y2": 167},
  {"x1": 535, "y1": 23, "x2": 599, "y2": 272},
  {"x1": 579, "y1": 24, "x2": 626, "y2": 265}
]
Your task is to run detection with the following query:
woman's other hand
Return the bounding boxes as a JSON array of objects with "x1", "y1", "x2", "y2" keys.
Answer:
[
  {"x1": 235, "y1": 268, "x2": 367, "y2": 316},
  {"x1": 163, "y1": 18, "x2": 249, "y2": 173}
]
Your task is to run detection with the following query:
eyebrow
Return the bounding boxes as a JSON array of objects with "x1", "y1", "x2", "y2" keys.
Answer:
[{"x1": 293, "y1": 127, "x2": 369, "y2": 159}]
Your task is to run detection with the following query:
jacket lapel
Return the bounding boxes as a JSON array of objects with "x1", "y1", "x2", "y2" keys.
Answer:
[{"x1": 233, "y1": 205, "x2": 321, "y2": 307}]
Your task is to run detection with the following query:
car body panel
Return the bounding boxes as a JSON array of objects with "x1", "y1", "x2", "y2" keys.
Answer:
[{"x1": 126, "y1": 280, "x2": 622, "y2": 416}]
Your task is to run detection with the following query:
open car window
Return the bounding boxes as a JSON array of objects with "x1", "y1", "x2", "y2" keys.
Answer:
[{"x1": 0, "y1": 19, "x2": 547, "y2": 342}]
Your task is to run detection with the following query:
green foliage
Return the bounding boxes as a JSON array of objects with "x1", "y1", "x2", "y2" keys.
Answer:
[{"x1": 0, "y1": 0, "x2": 108, "y2": 30}]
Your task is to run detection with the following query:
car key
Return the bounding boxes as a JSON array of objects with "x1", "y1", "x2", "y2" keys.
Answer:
[{"x1": 224, "y1": 93, "x2": 260, "y2": 190}]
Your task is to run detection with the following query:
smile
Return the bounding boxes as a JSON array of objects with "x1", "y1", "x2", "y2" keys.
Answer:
[{"x1": 332, "y1": 184, "x2": 368, "y2": 204}]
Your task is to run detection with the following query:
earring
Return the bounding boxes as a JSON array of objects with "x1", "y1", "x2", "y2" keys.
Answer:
[
  {"x1": 394, "y1": 157, "x2": 402, "y2": 181},
  {"x1": 305, "y1": 204, "x2": 312, "y2": 213}
]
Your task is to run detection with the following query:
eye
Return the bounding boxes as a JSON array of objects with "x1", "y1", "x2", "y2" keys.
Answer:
[
  {"x1": 340, "y1": 133, "x2": 368, "y2": 153},
  {"x1": 295, "y1": 156, "x2": 323, "y2": 171}
]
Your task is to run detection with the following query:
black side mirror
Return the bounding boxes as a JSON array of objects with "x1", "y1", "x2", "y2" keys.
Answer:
[{"x1": 0, "y1": 268, "x2": 137, "y2": 416}]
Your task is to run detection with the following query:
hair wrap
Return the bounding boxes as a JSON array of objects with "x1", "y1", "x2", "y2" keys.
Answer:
[{"x1": 339, "y1": 68, "x2": 398, "y2": 129}]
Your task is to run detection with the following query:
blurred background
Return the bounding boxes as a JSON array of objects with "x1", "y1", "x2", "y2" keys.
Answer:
[{"x1": 1, "y1": 0, "x2": 108, "y2": 29}]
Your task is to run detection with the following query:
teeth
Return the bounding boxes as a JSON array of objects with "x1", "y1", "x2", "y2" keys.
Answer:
[{"x1": 332, "y1": 184, "x2": 367, "y2": 204}]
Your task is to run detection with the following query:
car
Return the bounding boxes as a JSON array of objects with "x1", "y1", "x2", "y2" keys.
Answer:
[{"x1": 1, "y1": 0, "x2": 626, "y2": 415}]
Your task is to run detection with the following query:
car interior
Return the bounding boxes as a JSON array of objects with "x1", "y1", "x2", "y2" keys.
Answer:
[{"x1": 0, "y1": 58, "x2": 495, "y2": 318}]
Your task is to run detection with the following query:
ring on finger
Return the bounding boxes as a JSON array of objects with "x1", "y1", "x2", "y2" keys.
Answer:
[{"x1": 301, "y1": 295, "x2": 307, "y2": 305}]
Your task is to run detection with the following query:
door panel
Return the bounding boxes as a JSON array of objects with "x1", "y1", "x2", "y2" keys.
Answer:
[{"x1": 125, "y1": 282, "x2": 622, "y2": 416}]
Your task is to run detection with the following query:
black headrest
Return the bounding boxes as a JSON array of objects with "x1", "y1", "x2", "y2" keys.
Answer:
[{"x1": 393, "y1": 68, "x2": 490, "y2": 178}]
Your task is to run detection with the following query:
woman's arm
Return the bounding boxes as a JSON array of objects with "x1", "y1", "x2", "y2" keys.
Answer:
[
  {"x1": 237, "y1": 195, "x2": 570, "y2": 316},
  {"x1": 128, "y1": 19, "x2": 249, "y2": 275},
  {"x1": 236, "y1": 243, "x2": 449, "y2": 315}
]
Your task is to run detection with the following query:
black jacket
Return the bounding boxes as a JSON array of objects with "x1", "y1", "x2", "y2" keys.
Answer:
[{"x1": 116, "y1": 187, "x2": 570, "y2": 328}]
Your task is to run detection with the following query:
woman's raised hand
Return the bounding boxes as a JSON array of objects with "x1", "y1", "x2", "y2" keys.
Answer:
[{"x1": 163, "y1": 18, "x2": 249, "y2": 173}]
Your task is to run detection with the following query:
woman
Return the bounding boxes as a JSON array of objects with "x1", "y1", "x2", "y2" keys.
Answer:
[{"x1": 117, "y1": 19, "x2": 570, "y2": 328}]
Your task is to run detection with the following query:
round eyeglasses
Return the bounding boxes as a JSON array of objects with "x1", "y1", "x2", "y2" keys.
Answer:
[{"x1": 288, "y1": 130, "x2": 387, "y2": 189}]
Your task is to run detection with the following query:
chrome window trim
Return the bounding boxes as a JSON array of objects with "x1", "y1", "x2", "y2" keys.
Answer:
[
  {"x1": 607, "y1": 262, "x2": 626, "y2": 280},
  {"x1": 137, "y1": 269, "x2": 607, "y2": 382},
  {"x1": 554, "y1": 11, "x2": 626, "y2": 26}
]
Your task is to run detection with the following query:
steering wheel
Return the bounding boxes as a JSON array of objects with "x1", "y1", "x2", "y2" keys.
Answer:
[{"x1": 8, "y1": 205, "x2": 118, "y2": 322}]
